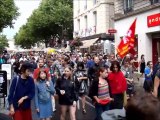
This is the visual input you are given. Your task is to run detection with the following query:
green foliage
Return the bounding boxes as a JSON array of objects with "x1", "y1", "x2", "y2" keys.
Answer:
[
  {"x1": 0, "y1": 34, "x2": 9, "y2": 53},
  {"x1": 14, "y1": 0, "x2": 73, "y2": 48},
  {"x1": 0, "y1": 0, "x2": 19, "y2": 32},
  {"x1": 14, "y1": 24, "x2": 37, "y2": 49}
]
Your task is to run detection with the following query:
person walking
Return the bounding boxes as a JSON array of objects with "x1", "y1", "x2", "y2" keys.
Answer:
[
  {"x1": 74, "y1": 62, "x2": 88, "y2": 114},
  {"x1": 143, "y1": 61, "x2": 153, "y2": 93},
  {"x1": 108, "y1": 61, "x2": 127, "y2": 109},
  {"x1": 33, "y1": 58, "x2": 51, "y2": 82},
  {"x1": 89, "y1": 67, "x2": 113, "y2": 120},
  {"x1": 8, "y1": 63, "x2": 35, "y2": 120},
  {"x1": 153, "y1": 68, "x2": 160, "y2": 98},
  {"x1": 56, "y1": 66, "x2": 78, "y2": 120},
  {"x1": 34, "y1": 70, "x2": 55, "y2": 120},
  {"x1": 139, "y1": 54, "x2": 146, "y2": 79},
  {"x1": 121, "y1": 60, "x2": 134, "y2": 97}
]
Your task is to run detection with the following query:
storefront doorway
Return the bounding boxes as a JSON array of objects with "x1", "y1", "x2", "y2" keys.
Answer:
[{"x1": 152, "y1": 38, "x2": 160, "y2": 65}]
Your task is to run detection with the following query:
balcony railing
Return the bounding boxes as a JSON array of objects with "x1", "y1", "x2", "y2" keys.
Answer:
[
  {"x1": 124, "y1": 7, "x2": 133, "y2": 14},
  {"x1": 115, "y1": 0, "x2": 160, "y2": 18},
  {"x1": 150, "y1": 0, "x2": 160, "y2": 5}
]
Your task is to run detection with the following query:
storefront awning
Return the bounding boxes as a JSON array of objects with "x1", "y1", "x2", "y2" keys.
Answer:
[{"x1": 80, "y1": 38, "x2": 98, "y2": 48}]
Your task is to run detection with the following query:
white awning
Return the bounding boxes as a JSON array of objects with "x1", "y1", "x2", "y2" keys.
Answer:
[{"x1": 80, "y1": 38, "x2": 98, "y2": 48}]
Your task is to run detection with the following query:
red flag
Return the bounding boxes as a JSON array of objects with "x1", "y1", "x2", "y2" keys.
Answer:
[{"x1": 117, "y1": 18, "x2": 137, "y2": 58}]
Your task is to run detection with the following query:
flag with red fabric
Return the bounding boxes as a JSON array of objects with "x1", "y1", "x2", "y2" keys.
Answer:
[{"x1": 117, "y1": 18, "x2": 137, "y2": 58}]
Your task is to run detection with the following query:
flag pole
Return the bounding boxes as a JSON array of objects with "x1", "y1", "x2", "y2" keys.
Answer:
[{"x1": 120, "y1": 56, "x2": 126, "y2": 66}]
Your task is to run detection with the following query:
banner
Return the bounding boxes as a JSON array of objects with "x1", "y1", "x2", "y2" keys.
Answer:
[{"x1": 117, "y1": 18, "x2": 137, "y2": 58}]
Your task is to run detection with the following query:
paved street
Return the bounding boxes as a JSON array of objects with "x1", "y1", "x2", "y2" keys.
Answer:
[{"x1": 32, "y1": 96, "x2": 96, "y2": 120}]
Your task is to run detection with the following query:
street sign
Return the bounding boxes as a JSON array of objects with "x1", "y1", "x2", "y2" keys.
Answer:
[
  {"x1": 1, "y1": 64, "x2": 12, "y2": 80},
  {"x1": 0, "y1": 71, "x2": 7, "y2": 98},
  {"x1": 108, "y1": 29, "x2": 117, "y2": 34}
]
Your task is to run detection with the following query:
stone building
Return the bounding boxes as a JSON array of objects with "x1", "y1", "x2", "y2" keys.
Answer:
[
  {"x1": 114, "y1": 0, "x2": 160, "y2": 65},
  {"x1": 73, "y1": 0, "x2": 115, "y2": 54}
]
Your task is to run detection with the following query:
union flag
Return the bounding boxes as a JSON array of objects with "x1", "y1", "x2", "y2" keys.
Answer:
[{"x1": 117, "y1": 18, "x2": 137, "y2": 58}]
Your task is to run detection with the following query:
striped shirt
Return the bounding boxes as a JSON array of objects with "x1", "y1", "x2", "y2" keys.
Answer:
[{"x1": 98, "y1": 80, "x2": 110, "y2": 100}]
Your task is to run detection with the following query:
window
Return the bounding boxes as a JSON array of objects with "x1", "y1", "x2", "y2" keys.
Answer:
[
  {"x1": 124, "y1": 0, "x2": 133, "y2": 13},
  {"x1": 84, "y1": 16, "x2": 88, "y2": 36},
  {"x1": 78, "y1": 0, "x2": 80, "y2": 13},
  {"x1": 85, "y1": 16, "x2": 88, "y2": 29},
  {"x1": 93, "y1": 0, "x2": 97, "y2": 5},
  {"x1": 150, "y1": 0, "x2": 160, "y2": 4},
  {"x1": 77, "y1": 19, "x2": 80, "y2": 31},
  {"x1": 84, "y1": 0, "x2": 87, "y2": 10},
  {"x1": 93, "y1": 11, "x2": 97, "y2": 27}
]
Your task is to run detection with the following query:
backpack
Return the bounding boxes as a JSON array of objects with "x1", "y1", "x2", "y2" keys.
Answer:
[{"x1": 6, "y1": 76, "x2": 19, "y2": 110}]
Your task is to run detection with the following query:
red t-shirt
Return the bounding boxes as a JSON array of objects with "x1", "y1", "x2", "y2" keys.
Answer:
[
  {"x1": 33, "y1": 68, "x2": 51, "y2": 80},
  {"x1": 108, "y1": 71, "x2": 127, "y2": 94}
]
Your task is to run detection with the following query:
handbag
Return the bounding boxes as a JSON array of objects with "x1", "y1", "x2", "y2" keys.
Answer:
[
  {"x1": 79, "y1": 80, "x2": 87, "y2": 94},
  {"x1": 6, "y1": 76, "x2": 19, "y2": 110}
]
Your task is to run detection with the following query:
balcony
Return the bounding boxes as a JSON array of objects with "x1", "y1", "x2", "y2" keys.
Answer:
[
  {"x1": 114, "y1": 0, "x2": 160, "y2": 20},
  {"x1": 124, "y1": 7, "x2": 133, "y2": 14},
  {"x1": 150, "y1": 0, "x2": 160, "y2": 5}
]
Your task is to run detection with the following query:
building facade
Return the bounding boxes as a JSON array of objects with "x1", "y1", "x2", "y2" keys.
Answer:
[
  {"x1": 114, "y1": 0, "x2": 160, "y2": 65},
  {"x1": 73, "y1": 0, "x2": 115, "y2": 54}
]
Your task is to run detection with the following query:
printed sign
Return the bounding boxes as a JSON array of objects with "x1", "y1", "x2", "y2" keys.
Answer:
[
  {"x1": 0, "y1": 71, "x2": 7, "y2": 98},
  {"x1": 147, "y1": 13, "x2": 160, "y2": 27},
  {"x1": 1, "y1": 64, "x2": 12, "y2": 80}
]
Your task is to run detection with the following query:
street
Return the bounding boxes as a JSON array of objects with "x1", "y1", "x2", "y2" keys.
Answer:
[
  {"x1": 32, "y1": 96, "x2": 96, "y2": 120},
  {"x1": 0, "y1": 72, "x2": 141, "y2": 120}
]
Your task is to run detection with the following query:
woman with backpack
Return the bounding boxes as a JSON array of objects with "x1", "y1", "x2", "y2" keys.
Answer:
[{"x1": 8, "y1": 63, "x2": 35, "y2": 120}]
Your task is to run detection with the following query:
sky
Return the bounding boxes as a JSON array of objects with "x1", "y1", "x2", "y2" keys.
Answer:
[{"x1": 2, "y1": 0, "x2": 41, "y2": 40}]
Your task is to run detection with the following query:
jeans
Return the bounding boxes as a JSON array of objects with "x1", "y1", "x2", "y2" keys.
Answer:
[{"x1": 95, "y1": 103, "x2": 110, "y2": 120}]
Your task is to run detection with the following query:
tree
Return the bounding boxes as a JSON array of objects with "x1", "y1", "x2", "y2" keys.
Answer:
[
  {"x1": 14, "y1": 24, "x2": 37, "y2": 49},
  {"x1": 14, "y1": 0, "x2": 73, "y2": 48},
  {"x1": 0, "y1": 35, "x2": 9, "y2": 53},
  {"x1": 0, "y1": 0, "x2": 19, "y2": 32}
]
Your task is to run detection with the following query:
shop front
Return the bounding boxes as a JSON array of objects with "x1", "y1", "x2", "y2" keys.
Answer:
[
  {"x1": 115, "y1": 8, "x2": 160, "y2": 64},
  {"x1": 147, "y1": 13, "x2": 160, "y2": 65}
]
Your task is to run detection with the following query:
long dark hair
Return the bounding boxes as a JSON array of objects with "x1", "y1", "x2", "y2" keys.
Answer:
[
  {"x1": 76, "y1": 62, "x2": 85, "y2": 70},
  {"x1": 110, "y1": 61, "x2": 121, "y2": 72}
]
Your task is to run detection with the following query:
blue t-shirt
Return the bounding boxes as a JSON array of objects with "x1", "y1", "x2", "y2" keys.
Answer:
[
  {"x1": 145, "y1": 67, "x2": 152, "y2": 81},
  {"x1": 86, "y1": 60, "x2": 94, "y2": 68}
]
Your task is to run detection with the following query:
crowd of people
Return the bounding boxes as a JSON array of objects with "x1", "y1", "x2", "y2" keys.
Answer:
[{"x1": 0, "y1": 51, "x2": 160, "y2": 120}]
